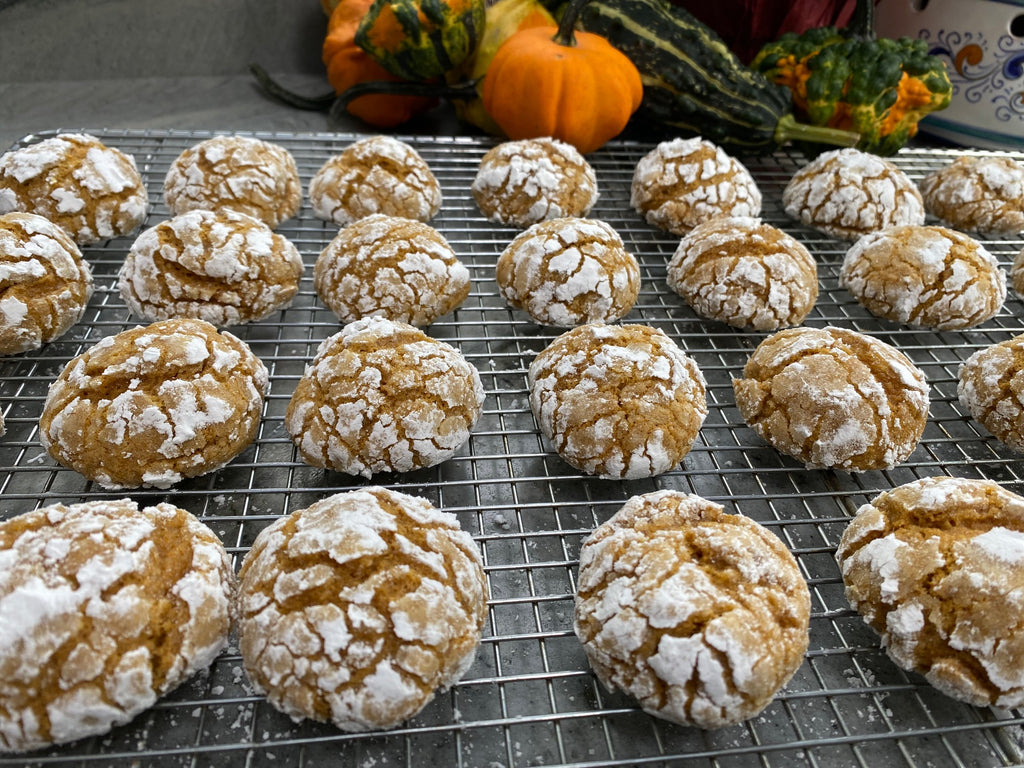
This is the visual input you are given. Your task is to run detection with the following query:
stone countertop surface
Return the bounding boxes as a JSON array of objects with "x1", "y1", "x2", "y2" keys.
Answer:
[{"x1": 0, "y1": 0, "x2": 464, "y2": 152}]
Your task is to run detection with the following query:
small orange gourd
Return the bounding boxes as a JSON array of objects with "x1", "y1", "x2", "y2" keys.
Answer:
[
  {"x1": 323, "y1": 0, "x2": 436, "y2": 128},
  {"x1": 481, "y1": 0, "x2": 643, "y2": 154}
]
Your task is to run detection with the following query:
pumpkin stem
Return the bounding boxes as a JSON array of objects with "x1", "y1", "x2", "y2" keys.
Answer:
[
  {"x1": 249, "y1": 64, "x2": 336, "y2": 111},
  {"x1": 774, "y1": 113, "x2": 862, "y2": 148},
  {"x1": 554, "y1": 0, "x2": 589, "y2": 47}
]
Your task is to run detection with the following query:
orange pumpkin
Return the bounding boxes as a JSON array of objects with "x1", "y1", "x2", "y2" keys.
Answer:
[
  {"x1": 481, "y1": 0, "x2": 643, "y2": 153},
  {"x1": 323, "y1": 0, "x2": 436, "y2": 128}
]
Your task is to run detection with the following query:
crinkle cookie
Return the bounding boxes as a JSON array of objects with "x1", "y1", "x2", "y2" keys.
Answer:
[
  {"x1": 837, "y1": 476, "x2": 1024, "y2": 708},
  {"x1": 237, "y1": 487, "x2": 487, "y2": 732},
  {"x1": 285, "y1": 317, "x2": 484, "y2": 477},
  {"x1": 841, "y1": 225, "x2": 1005, "y2": 331},
  {"x1": 163, "y1": 135, "x2": 301, "y2": 229},
  {"x1": 0, "y1": 212, "x2": 93, "y2": 355},
  {"x1": 732, "y1": 326, "x2": 929, "y2": 471},
  {"x1": 528, "y1": 323, "x2": 707, "y2": 479},
  {"x1": 630, "y1": 137, "x2": 762, "y2": 236},
  {"x1": 667, "y1": 216, "x2": 818, "y2": 331},
  {"x1": 496, "y1": 217, "x2": 640, "y2": 327},
  {"x1": 314, "y1": 214, "x2": 469, "y2": 326},
  {"x1": 308, "y1": 135, "x2": 442, "y2": 226},
  {"x1": 0, "y1": 133, "x2": 148, "y2": 246},
  {"x1": 958, "y1": 334, "x2": 1024, "y2": 453},
  {"x1": 919, "y1": 156, "x2": 1024, "y2": 238},
  {"x1": 39, "y1": 317, "x2": 268, "y2": 489},
  {"x1": 575, "y1": 490, "x2": 810, "y2": 729},
  {"x1": 119, "y1": 208, "x2": 303, "y2": 327},
  {"x1": 0, "y1": 498, "x2": 234, "y2": 753},
  {"x1": 783, "y1": 148, "x2": 925, "y2": 240},
  {"x1": 471, "y1": 138, "x2": 598, "y2": 228}
]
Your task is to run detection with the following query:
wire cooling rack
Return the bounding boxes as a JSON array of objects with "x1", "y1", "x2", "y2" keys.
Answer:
[{"x1": 3, "y1": 129, "x2": 1024, "y2": 768}]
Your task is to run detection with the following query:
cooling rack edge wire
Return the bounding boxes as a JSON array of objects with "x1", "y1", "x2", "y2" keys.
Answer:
[{"x1": 2, "y1": 129, "x2": 1024, "y2": 768}]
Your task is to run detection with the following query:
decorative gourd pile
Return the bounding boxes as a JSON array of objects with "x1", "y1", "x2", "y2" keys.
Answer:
[{"x1": 256, "y1": 0, "x2": 950, "y2": 155}]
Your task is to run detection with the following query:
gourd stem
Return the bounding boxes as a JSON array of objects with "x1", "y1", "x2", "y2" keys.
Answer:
[
  {"x1": 846, "y1": 0, "x2": 875, "y2": 41},
  {"x1": 249, "y1": 64, "x2": 336, "y2": 111},
  {"x1": 774, "y1": 113, "x2": 862, "y2": 148},
  {"x1": 554, "y1": 0, "x2": 590, "y2": 47},
  {"x1": 330, "y1": 79, "x2": 480, "y2": 124}
]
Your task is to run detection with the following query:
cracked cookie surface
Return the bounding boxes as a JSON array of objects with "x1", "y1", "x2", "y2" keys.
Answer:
[
  {"x1": 837, "y1": 476, "x2": 1024, "y2": 707},
  {"x1": 732, "y1": 326, "x2": 929, "y2": 471},
  {"x1": 528, "y1": 323, "x2": 707, "y2": 479},
  {"x1": 285, "y1": 317, "x2": 484, "y2": 477},
  {"x1": 783, "y1": 148, "x2": 924, "y2": 240},
  {"x1": 958, "y1": 334, "x2": 1024, "y2": 453},
  {"x1": 496, "y1": 217, "x2": 639, "y2": 327},
  {"x1": 841, "y1": 225, "x2": 1005, "y2": 331},
  {"x1": 0, "y1": 133, "x2": 148, "y2": 246},
  {"x1": 630, "y1": 138, "x2": 762, "y2": 236},
  {"x1": 39, "y1": 317, "x2": 268, "y2": 489},
  {"x1": 0, "y1": 212, "x2": 94, "y2": 354},
  {"x1": 667, "y1": 216, "x2": 817, "y2": 330},
  {"x1": 163, "y1": 135, "x2": 301, "y2": 229},
  {"x1": 920, "y1": 156, "x2": 1024, "y2": 237},
  {"x1": 309, "y1": 135, "x2": 442, "y2": 226},
  {"x1": 237, "y1": 487, "x2": 486, "y2": 732},
  {"x1": 314, "y1": 214, "x2": 469, "y2": 326},
  {"x1": 471, "y1": 138, "x2": 598, "y2": 228},
  {"x1": 574, "y1": 490, "x2": 810, "y2": 728},
  {"x1": 0, "y1": 498, "x2": 235, "y2": 752},
  {"x1": 119, "y1": 209, "x2": 303, "y2": 327}
]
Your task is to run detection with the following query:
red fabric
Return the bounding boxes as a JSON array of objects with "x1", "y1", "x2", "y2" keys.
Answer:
[{"x1": 672, "y1": 0, "x2": 857, "y2": 63}]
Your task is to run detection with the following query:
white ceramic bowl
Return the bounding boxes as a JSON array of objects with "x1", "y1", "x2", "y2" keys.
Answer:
[{"x1": 876, "y1": 0, "x2": 1024, "y2": 150}]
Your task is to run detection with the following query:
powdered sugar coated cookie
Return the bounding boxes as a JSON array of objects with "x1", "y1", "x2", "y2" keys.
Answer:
[
  {"x1": 285, "y1": 317, "x2": 484, "y2": 476},
  {"x1": 0, "y1": 133, "x2": 148, "y2": 245},
  {"x1": 496, "y1": 217, "x2": 639, "y2": 327},
  {"x1": 920, "y1": 156, "x2": 1024, "y2": 237},
  {"x1": 575, "y1": 490, "x2": 810, "y2": 728},
  {"x1": 39, "y1": 318, "x2": 268, "y2": 489},
  {"x1": 0, "y1": 498, "x2": 234, "y2": 752},
  {"x1": 631, "y1": 137, "x2": 762, "y2": 236},
  {"x1": 783, "y1": 148, "x2": 924, "y2": 240},
  {"x1": 0, "y1": 212, "x2": 93, "y2": 354},
  {"x1": 837, "y1": 476, "x2": 1024, "y2": 707},
  {"x1": 309, "y1": 135, "x2": 442, "y2": 226},
  {"x1": 237, "y1": 487, "x2": 486, "y2": 732}
]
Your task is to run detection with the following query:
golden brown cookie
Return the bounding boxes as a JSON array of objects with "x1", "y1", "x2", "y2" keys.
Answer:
[
  {"x1": 0, "y1": 498, "x2": 234, "y2": 753},
  {"x1": 630, "y1": 137, "x2": 762, "y2": 236},
  {"x1": 837, "y1": 476, "x2": 1024, "y2": 708},
  {"x1": 0, "y1": 212, "x2": 93, "y2": 355},
  {"x1": 496, "y1": 217, "x2": 639, "y2": 327},
  {"x1": 308, "y1": 135, "x2": 442, "y2": 226},
  {"x1": 958, "y1": 334, "x2": 1024, "y2": 453},
  {"x1": 119, "y1": 208, "x2": 303, "y2": 327},
  {"x1": 783, "y1": 148, "x2": 925, "y2": 240},
  {"x1": 920, "y1": 156, "x2": 1024, "y2": 238},
  {"x1": 732, "y1": 326, "x2": 929, "y2": 471},
  {"x1": 1011, "y1": 247, "x2": 1024, "y2": 298},
  {"x1": 39, "y1": 317, "x2": 268, "y2": 489},
  {"x1": 841, "y1": 225, "x2": 1005, "y2": 331},
  {"x1": 285, "y1": 317, "x2": 484, "y2": 476},
  {"x1": 314, "y1": 214, "x2": 469, "y2": 326},
  {"x1": 528, "y1": 323, "x2": 707, "y2": 479},
  {"x1": 667, "y1": 216, "x2": 818, "y2": 330},
  {"x1": 575, "y1": 490, "x2": 810, "y2": 729},
  {"x1": 237, "y1": 487, "x2": 487, "y2": 732},
  {"x1": 471, "y1": 138, "x2": 598, "y2": 228},
  {"x1": 163, "y1": 135, "x2": 301, "y2": 229},
  {"x1": 0, "y1": 133, "x2": 148, "y2": 246}
]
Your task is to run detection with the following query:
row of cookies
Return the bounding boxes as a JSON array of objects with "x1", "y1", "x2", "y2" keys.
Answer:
[{"x1": 5, "y1": 472, "x2": 1022, "y2": 752}]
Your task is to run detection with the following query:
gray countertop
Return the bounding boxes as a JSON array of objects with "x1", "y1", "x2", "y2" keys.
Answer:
[{"x1": 0, "y1": 0, "x2": 463, "y2": 151}]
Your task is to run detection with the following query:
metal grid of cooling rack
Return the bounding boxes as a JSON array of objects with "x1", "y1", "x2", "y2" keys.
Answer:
[{"x1": 2, "y1": 129, "x2": 1024, "y2": 768}]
